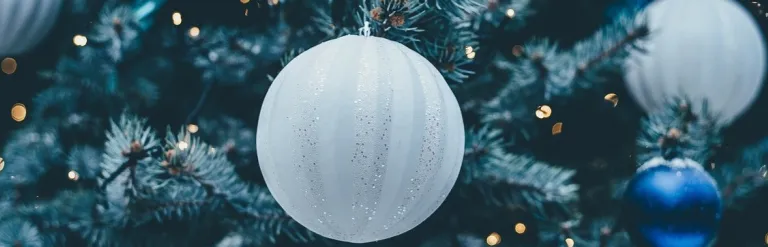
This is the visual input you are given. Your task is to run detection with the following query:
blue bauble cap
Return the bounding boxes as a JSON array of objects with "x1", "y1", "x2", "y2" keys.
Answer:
[{"x1": 622, "y1": 157, "x2": 723, "y2": 247}]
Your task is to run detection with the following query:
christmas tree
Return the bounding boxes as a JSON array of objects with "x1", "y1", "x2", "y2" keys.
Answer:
[{"x1": 0, "y1": 0, "x2": 767, "y2": 246}]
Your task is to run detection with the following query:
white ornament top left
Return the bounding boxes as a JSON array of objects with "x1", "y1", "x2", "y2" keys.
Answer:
[
  {"x1": 256, "y1": 32, "x2": 465, "y2": 243},
  {"x1": 0, "y1": 0, "x2": 63, "y2": 55}
]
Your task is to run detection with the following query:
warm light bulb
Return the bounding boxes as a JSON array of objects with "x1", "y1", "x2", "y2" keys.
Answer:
[
  {"x1": 11, "y1": 103, "x2": 26, "y2": 122},
  {"x1": 189, "y1": 27, "x2": 200, "y2": 37},
  {"x1": 565, "y1": 238, "x2": 575, "y2": 247},
  {"x1": 73, "y1": 35, "x2": 87, "y2": 46},
  {"x1": 68, "y1": 170, "x2": 79, "y2": 181},
  {"x1": 178, "y1": 141, "x2": 189, "y2": 150},
  {"x1": 1, "y1": 57, "x2": 17, "y2": 75},
  {"x1": 467, "y1": 52, "x2": 476, "y2": 59},
  {"x1": 515, "y1": 223, "x2": 526, "y2": 234},
  {"x1": 506, "y1": 8, "x2": 516, "y2": 18},
  {"x1": 535, "y1": 105, "x2": 552, "y2": 119},
  {"x1": 172, "y1": 12, "x2": 182, "y2": 25},
  {"x1": 486, "y1": 232, "x2": 501, "y2": 246},
  {"x1": 188, "y1": 124, "x2": 199, "y2": 134}
]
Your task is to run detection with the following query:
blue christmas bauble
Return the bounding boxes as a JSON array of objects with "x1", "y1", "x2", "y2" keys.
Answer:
[{"x1": 622, "y1": 157, "x2": 723, "y2": 247}]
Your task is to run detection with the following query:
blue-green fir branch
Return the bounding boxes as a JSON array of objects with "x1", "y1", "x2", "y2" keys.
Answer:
[
  {"x1": 715, "y1": 136, "x2": 768, "y2": 204},
  {"x1": 423, "y1": 0, "x2": 485, "y2": 23},
  {"x1": 189, "y1": 26, "x2": 289, "y2": 84},
  {"x1": 462, "y1": 127, "x2": 579, "y2": 222},
  {"x1": 510, "y1": 9, "x2": 646, "y2": 99},
  {"x1": 356, "y1": 0, "x2": 429, "y2": 45},
  {"x1": 0, "y1": 125, "x2": 64, "y2": 187},
  {"x1": 635, "y1": 98, "x2": 722, "y2": 165}
]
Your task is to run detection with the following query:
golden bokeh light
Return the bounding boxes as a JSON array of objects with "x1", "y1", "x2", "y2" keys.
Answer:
[
  {"x1": 514, "y1": 223, "x2": 526, "y2": 234},
  {"x1": 486, "y1": 232, "x2": 501, "y2": 246},
  {"x1": 604, "y1": 93, "x2": 619, "y2": 107},
  {"x1": 565, "y1": 238, "x2": 575, "y2": 247},
  {"x1": 465, "y1": 46, "x2": 474, "y2": 55},
  {"x1": 187, "y1": 124, "x2": 199, "y2": 134},
  {"x1": 269, "y1": 0, "x2": 279, "y2": 5},
  {"x1": 535, "y1": 105, "x2": 552, "y2": 119},
  {"x1": 467, "y1": 52, "x2": 476, "y2": 59},
  {"x1": 552, "y1": 122, "x2": 563, "y2": 135},
  {"x1": 2, "y1": 57, "x2": 17, "y2": 75},
  {"x1": 11, "y1": 103, "x2": 26, "y2": 122},
  {"x1": 241, "y1": 0, "x2": 250, "y2": 3},
  {"x1": 0, "y1": 157, "x2": 4, "y2": 173},
  {"x1": 172, "y1": 12, "x2": 182, "y2": 25},
  {"x1": 178, "y1": 141, "x2": 189, "y2": 150},
  {"x1": 73, "y1": 35, "x2": 88, "y2": 46},
  {"x1": 68, "y1": 170, "x2": 79, "y2": 181},
  {"x1": 189, "y1": 27, "x2": 200, "y2": 37},
  {"x1": 506, "y1": 8, "x2": 516, "y2": 18}
]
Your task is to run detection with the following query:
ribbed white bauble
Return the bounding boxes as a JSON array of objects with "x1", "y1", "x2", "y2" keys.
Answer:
[
  {"x1": 0, "y1": 0, "x2": 63, "y2": 55},
  {"x1": 256, "y1": 27, "x2": 465, "y2": 243},
  {"x1": 624, "y1": 0, "x2": 766, "y2": 125}
]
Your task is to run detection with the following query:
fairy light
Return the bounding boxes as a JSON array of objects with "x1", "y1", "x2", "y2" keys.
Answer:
[
  {"x1": 73, "y1": 35, "x2": 87, "y2": 46},
  {"x1": 269, "y1": 0, "x2": 279, "y2": 5},
  {"x1": 177, "y1": 141, "x2": 189, "y2": 150},
  {"x1": 486, "y1": 232, "x2": 501, "y2": 246},
  {"x1": 1, "y1": 57, "x2": 17, "y2": 75},
  {"x1": 506, "y1": 8, "x2": 516, "y2": 18},
  {"x1": 11, "y1": 103, "x2": 26, "y2": 122},
  {"x1": 0, "y1": 157, "x2": 5, "y2": 173},
  {"x1": 514, "y1": 223, "x2": 526, "y2": 234},
  {"x1": 189, "y1": 27, "x2": 200, "y2": 37},
  {"x1": 535, "y1": 105, "x2": 552, "y2": 119},
  {"x1": 68, "y1": 170, "x2": 79, "y2": 181},
  {"x1": 467, "y1": 52, "x2": 476, "y2": 59},
  {"x1": 465, "y1": 46, "x2": 474, "y2": 54},
  {"x1": 172, "y1": 12, "x2": 182, "y2": 25},
  {"x1": 565, "y1": 238, "x2": 575, "y2": 247},
  {"x1": 241, "y1": 0, "x2": 250, "y2": 3},
  {"x1": 604, "y1": 93, "x2": 619, "y2": 107},
  {"x1": 187, "y1": 124, "x2": 199, "y2": 134}
]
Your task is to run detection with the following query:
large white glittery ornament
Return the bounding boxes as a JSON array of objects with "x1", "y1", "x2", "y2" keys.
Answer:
[
  {"x1": 0, "y1": 0, "x2": 63, "y2": 55},
  {"x1": 624, "y1": 0, "x2": 766, "y2": 125},
  {"x1": 256, "y1": 23, "x2": 465, "y2": 243}
]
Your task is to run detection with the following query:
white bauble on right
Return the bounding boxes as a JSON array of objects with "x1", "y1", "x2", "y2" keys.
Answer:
[
  {"x1": 624, "y1": 0, "x2": 766, "y2": 125},
  {"x1": 0, "y1": 0, "x2": 63, "y2": 55}
]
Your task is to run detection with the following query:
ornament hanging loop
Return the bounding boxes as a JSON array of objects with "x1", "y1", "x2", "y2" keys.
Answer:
[{"x1": 359, "y1": 21, "x2": 372, "y2": 37}]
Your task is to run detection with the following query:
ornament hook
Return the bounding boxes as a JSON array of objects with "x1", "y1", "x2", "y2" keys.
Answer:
[{"x1": 359, "y1": 21, "x2": 371, "y2": 37}]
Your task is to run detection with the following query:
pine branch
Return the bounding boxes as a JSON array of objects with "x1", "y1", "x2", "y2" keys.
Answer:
[
  {"x1": 461, "y1": 127, "x2": 578, "y2": 222},
  {"x1": 635, "y1": 98, "x2": 722, "y2": 165},
  {"x1": 511, "y1": 8, "x2": 647, "y2": 99}
]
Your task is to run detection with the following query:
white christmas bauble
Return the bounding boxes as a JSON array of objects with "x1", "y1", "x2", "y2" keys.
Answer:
[
  {"x1": 0, "y1": 0, "x2": 63, "y2": 55},
  {"x1": 624, "y1": 0, "x2": 766, "y2": 125},
  {"x1": 256, "y1": 34, "x2": 465, "y2": 243}
]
